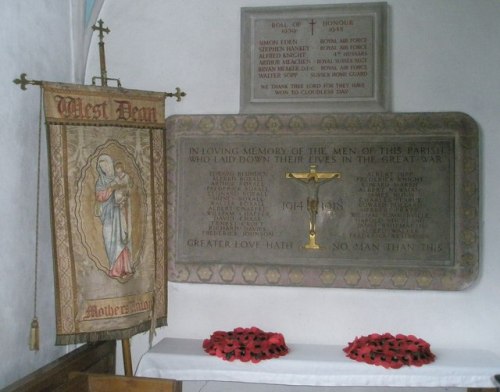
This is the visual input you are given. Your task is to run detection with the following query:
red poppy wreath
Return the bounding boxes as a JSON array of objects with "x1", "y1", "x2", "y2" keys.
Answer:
[
  {"x1": 203, "y1": 327, "x2": 289, "y2": 363},
  {"x1": 343, "y1": 333, "x2": 436, "y2": 369}
]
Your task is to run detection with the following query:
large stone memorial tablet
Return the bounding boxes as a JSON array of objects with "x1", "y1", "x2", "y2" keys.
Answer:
[
  {"x1": 240, "y1": 3, "x2": 389, "y2": 113},
  {"x1": 166, "y1": 113, "x2": 479, "y2": 290}
]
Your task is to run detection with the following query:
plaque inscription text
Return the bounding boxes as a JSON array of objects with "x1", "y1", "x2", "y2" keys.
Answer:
[
  {"x1": 241, "y1": 3, "x2": 389, "y2": 113},
  {"x1": 178, "y1": 138, "x2": 452, "y2": 266}
]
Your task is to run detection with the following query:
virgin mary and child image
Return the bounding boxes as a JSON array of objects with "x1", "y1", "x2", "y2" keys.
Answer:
[{"x1": 95, "y1": 154, "x2": 135, "y2": 279}]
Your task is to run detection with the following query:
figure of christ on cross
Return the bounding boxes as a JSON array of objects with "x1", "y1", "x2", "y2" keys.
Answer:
[{"x1": 286, "y1": 164, "x2": 341, "y2": 249}]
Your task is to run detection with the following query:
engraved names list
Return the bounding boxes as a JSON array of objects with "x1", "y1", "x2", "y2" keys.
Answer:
[
  {"x1": 254, "y1": 15, "x2": 374, "y2": 100},
  {"x1": 176, "y1": 137, "x2": 453, "y2": 267},
  {"x1": 240, "y1": 2, "x2": 389, "y2": 113}
]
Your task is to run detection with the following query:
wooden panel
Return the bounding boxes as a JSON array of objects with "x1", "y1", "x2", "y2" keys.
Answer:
[
  {"x1": 1, "y1": 341, "x2": 116, "y2": 392},
  {"x1": 60, "y1": 373, "x2": 182, "y2": 392}
]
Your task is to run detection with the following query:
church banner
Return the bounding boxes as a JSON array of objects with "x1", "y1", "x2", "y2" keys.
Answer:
[{"x1": 43, "y1": 82, "x2": 167, "y2": 344}]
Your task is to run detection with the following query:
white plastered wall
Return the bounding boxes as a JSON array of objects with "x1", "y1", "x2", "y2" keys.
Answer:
[
  {"x1": 1, "y1": 0, "x2": 499, "y2": 390},
  {"x1": 0, "y1": 0, "x2": 75, "y2": 387},
  {"x1": 87, "y1": 2, "x2": 500, "y2": 391}
]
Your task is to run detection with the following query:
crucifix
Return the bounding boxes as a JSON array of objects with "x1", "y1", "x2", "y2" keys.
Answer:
[{"x1": 286, "y1": 164, "x2": 341, "y2": 249}]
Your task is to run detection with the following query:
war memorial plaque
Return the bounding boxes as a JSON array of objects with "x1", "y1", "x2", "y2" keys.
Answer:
[
  {"x1": 166, "y1": 113, "x2": 479, "y2": 290},
  {"x1": 240, "y1": 3, "x2": 389, "y2": 113}
]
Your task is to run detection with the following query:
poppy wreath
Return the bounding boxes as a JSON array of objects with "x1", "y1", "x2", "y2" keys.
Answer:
[
  {"x1": 343, "y1": 333, "x2": 436, "y2": 369},
  {"x1": 203, "y1": 327, "x2": 289, "y2": 363}
]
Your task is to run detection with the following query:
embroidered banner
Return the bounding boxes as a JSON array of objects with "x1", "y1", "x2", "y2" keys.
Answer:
[{"x1": 43, "y1": 82, "x2": 167, "y2": 344}]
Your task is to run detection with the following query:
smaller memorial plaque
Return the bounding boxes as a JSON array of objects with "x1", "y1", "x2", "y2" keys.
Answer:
[
  {"x1": 166, "y1": 113, "x2": 479, "y2": 291},
  {"x1": 240, "y1": 3, "x2": 389, "y2": 113}
]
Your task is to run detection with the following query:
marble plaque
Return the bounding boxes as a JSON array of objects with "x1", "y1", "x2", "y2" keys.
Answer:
[
  {"x1": 166, "y1": 113, "x2": 479, "y2": 290},
  {"x1": 240, "y1": 3, "x2": 389, "y2": 113}
]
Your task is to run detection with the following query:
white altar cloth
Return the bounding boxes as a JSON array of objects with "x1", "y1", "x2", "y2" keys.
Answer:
[{"x1": 136, "y1": 338, "x2": 500, "y2": 388}]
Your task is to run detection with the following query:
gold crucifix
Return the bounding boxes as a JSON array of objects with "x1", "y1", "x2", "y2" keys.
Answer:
[{"x1": 286, "y1": 164, "x2": 341, "y2": 249}]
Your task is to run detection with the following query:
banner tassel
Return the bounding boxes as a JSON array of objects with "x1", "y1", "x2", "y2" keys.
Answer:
[{"x1": 29, "y1": 317, "x2": 40, "y2": 351}]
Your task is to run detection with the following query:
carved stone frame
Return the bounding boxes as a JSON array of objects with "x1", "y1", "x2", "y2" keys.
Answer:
[{"x1": 167, "y1": 112, "x2": 479, "y2": 290}]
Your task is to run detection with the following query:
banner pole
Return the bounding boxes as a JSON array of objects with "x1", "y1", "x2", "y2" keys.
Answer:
[{"x1": 122, "y1": 338, "x2": 133, "y2": 376}]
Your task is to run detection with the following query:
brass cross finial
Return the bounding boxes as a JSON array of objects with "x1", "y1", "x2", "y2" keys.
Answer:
[
  {"x1": 166, "y1": 87, "x2": 187, "y2": 102},
  {"x1": 13, "y1": 73, "x2": 42, "y2": 90},
  {"x1": 92, "y1": 19, "x2": 110, "y2": 42},
  {"x1": 92, "y1": 19, "x2": 111, "y2": 86}
]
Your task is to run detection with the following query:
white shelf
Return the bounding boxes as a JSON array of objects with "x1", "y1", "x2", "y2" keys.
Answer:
[{"x1": 136, "y1": 338, "x2": 500, "y2": 388}]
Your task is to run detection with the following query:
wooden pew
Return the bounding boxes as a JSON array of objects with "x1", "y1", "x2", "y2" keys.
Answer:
[
  {"x1": 61, "y1": 373, "x2": 181, "y2": 392},
  {"x1": 2, "y1": 340, "x2": 181, "y2": 392},
  {"x1": 2, "y1": 341, "x2": 116, "y2": 392}
]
